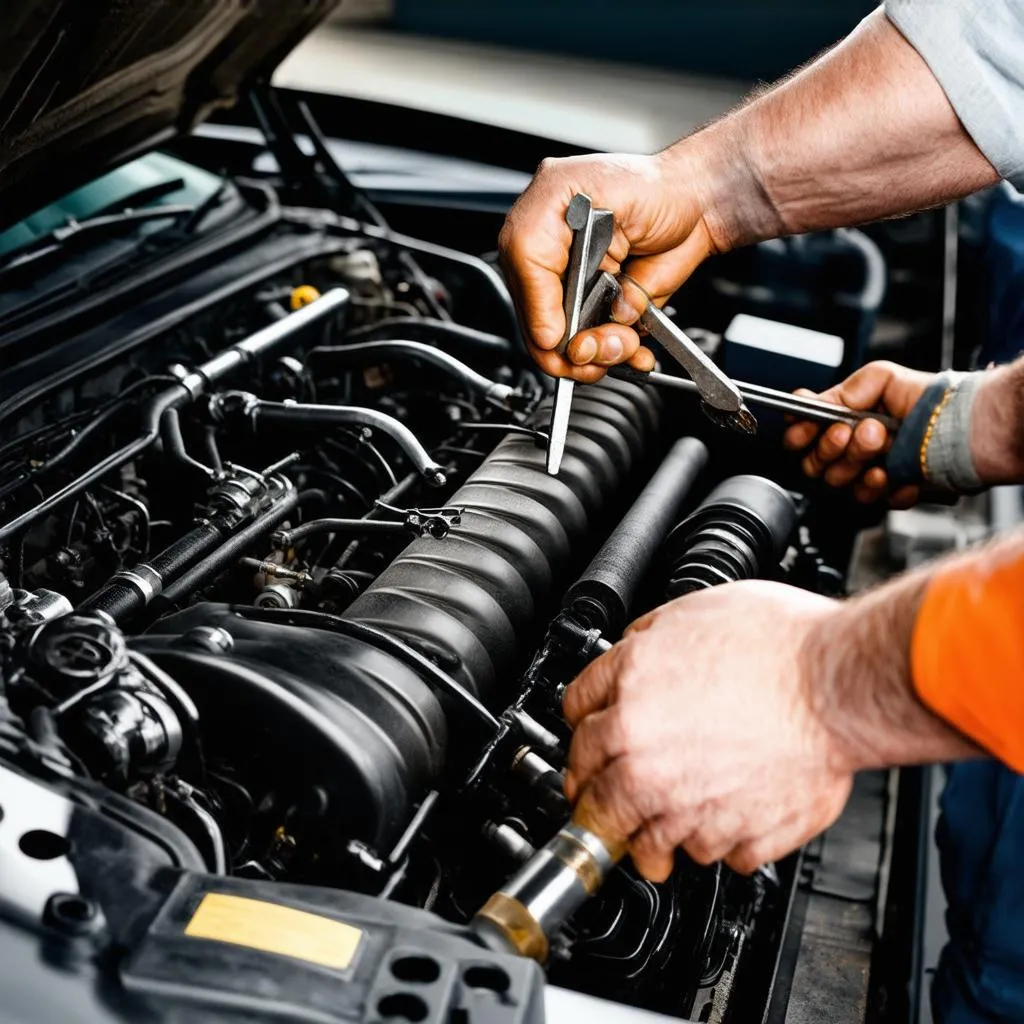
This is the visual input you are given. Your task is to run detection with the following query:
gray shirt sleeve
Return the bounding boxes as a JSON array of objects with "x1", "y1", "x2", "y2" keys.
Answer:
[{"x1": 885, "y1": 0, "x2": 1024, "y2": 191}]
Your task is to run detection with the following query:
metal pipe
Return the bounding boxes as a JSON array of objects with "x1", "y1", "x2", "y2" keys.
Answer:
[
  {"x1": 472, "y1": 813, "x2": 626, "y2": 963},
  {"x1": 0, "y1": 289, "x2": 349, "y2": 543},
  {"x1": 308, "y1": 340, "x2": 515, "y2": 406},
  {"x1": 79, "y1": 474, "x2": 298, "y2": 623},
  {"x1": 331, "y1": 471, "x2": 419, "y2": 570},
  {"x1": 247, "y1": 398, "x2": 447, "y2": 487}
]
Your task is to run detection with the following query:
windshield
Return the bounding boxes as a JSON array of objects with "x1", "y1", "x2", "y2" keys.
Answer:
[{"x1": 0, "y1": 152, "x2": 223, "y2": 259}]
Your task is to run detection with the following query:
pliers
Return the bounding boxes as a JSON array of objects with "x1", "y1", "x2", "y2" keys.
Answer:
[{"x1": 544, "y1": 194, "x2": 896, "y2": 475}]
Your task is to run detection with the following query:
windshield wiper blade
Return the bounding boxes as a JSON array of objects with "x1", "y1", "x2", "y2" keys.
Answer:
[
  {"x1": 0, "y1": 204, "x2": 196, "y2": 274},
  {"x1": 90, "y1": 177, "x2": 187, "y2": 217}
]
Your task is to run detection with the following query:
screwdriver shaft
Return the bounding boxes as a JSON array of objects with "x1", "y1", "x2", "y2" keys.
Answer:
[{"x1": 631, "y1": 369, "x2": 899, "y2": 432}]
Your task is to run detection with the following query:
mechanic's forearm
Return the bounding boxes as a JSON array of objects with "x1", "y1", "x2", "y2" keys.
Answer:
[
  {"x1": 971, "y1": 357, "x2": 1024, "y2": 484},
  {"x1": 665, "y1": 8, "x2": 1000, "y2": 252},
  {"x1": 803, "y1": 561, "x2": 981, "y2": 774}
]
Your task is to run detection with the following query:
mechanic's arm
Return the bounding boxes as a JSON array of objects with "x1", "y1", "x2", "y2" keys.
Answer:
[
  {"x1": 562, "y1": 529, "x2": 1024, "y2": 882},
  {"x1": 499, "y1": 3, "x2": 1012, "y2": 380},
  {"x1": 782, "y1": 355, "x2": 1024, "y2": 505}
]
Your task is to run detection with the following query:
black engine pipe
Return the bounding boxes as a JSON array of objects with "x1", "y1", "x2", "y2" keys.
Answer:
[
  {"x1": 221, "y1": 394, "x2": 447, "y2": 487},
  {"x1": 275, "y1": 517, "x2": 411, "y2": 547},
  {"x1": 343, "y1": 318, "x2": 511, "y2": 358},
  {"x1": 664, "y1": 475, "x2": 799, "y2": 597},
  {"x1": 0, "y1": 289, "x2": 349, "y2": 543},
  {"x1": 149, "y1": 484, "x2": 301, "y2": 617},
  {"x1": 79, "y1": 521, "x2": 224, "y2": 623},
  {"x1": 79, "y1": 475, "x2": 297, "y2": 624},
  {"x1": 307, "y1": 340, "x2": 515, "y2": 406},
  {"x1": 562, "y1": 436, "x2": 709, "y2": 636}
]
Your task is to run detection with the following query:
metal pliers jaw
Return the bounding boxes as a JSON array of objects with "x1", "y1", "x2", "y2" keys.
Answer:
[
  {"x1": 544, "y1": 193, "x2": 757, "y2": 476},
  {"x1": 586, "y1": 271, "x2": 757, "y2": 436}
]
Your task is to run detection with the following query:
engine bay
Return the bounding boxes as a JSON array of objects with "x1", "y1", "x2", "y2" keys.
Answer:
[{"x1": 0, "y1": 102, "x2": 959, "y2": 1023}]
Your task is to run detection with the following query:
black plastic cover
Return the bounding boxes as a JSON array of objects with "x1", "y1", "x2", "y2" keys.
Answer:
[{"x1": 136, "y1": 605, "x2": 447, "y2": 849}]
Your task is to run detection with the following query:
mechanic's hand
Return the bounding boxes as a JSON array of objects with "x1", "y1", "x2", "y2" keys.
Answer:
[
  {"x1": 498, "y1": 151, "x2": 727, "y2": 382},
  {"x1": 783, "y1": 360, "x2": 933, "y2": 506},
  {"x1": 562, "y1": 581, "x2": 854, "y2": 881}
]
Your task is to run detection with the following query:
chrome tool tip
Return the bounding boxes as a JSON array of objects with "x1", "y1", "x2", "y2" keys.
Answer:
[
  {"x1": 545, "y1": 378, "x2": 574, "y2": 475},
  {"x1": 700, "y1": 402, "x2": 759, "y2": 436},
  {"x1": 732, "y1": 404, "x2": 759, "y2": 435}
]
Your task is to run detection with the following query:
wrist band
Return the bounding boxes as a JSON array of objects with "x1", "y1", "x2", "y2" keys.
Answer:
[{"x1": 886, "y1": 371, "x2": 984, "y2": 492}]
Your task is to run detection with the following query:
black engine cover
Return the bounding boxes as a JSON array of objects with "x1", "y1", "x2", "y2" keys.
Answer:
[{"x1": 344, "y1": 378, "x2": 662, "y2": 702}]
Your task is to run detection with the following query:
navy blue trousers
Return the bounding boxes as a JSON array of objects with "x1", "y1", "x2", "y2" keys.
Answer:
[{"x1": 932, "y1": 762, "x2": 1024, "y2": 1022}]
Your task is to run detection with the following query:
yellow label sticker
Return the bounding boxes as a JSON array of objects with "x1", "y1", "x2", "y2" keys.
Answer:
[{"x1": 184, "y1": 893, "x2": 363, "y2": 970}]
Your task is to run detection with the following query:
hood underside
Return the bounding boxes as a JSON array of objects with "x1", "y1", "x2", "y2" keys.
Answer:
[{"x1": 0, "y1": 0, "x2": 340, "y2": 232}]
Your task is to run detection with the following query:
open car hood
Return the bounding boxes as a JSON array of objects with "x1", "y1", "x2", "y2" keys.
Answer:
[{"x1": 0, "y1": 0, "x2": 340, "y2": 232}]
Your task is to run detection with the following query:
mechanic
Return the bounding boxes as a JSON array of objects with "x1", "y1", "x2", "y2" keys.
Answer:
[{"x1": 498, "y1": 2, "x2": 1024, "y2": 1020}]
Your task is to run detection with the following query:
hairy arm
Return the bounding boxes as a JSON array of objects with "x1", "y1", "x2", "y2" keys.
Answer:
[
  {"x1": 561, "y1": 530, "x2": 1024, "y2": 879},
  {"x1": 686, "y1": 8, "x2": 1000, "y2": 254},
  {"x1": 806, "y1": 564, "x2": 980, "y2": 773},
  {"x1": 500, "y1": 8, "x2": 1002, "y2": 374},
  {"x1": 971, "y1": 358, "x2": 1024, "y2": 484},
  {"x1": 812, "y1": 527, "x2": 1024, "y2": 776}
]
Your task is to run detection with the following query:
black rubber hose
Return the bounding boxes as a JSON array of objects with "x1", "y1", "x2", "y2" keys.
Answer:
[
  {"x1": 343, "y1": 317, "x2": 511, "y2": 358},
  {"x1": 25, "y1": 375, "x2": 179, "y2": 477},
  {"x1": 159, "y1": 407, "x2": 217, "y2": 478},
  {"x1": 245, "y1": 399, "x2": 447, "y2": 487},
  {"x1": 149, "y1": 486, "x2": 301, "y2": 616},
  {"x1": 664, "y1": 475, "x2": 799, "y2": 597},
  {"x1": 307, "y1": 340, "x2": 515, "y2": 405},
  {"x1": 79, "y1": 520, "x2": 227, "y2": 622},
  {"x1": 275, "y1": 518, "x2": 411, "y2": 547},
  {"x1": 0, "y1": 385, "x2": 191, "y2": 545},
  {"x1": 562, "y1": 437, "x2": 709, "y2": 636}
]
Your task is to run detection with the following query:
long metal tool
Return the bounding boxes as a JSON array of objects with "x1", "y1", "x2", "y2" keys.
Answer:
[
  {"x1": 546, "y1": 194, "x2": 615, "y2": 475},
  {"x1": 609, "y1": 365, "x2": 899, "y2": 432}
]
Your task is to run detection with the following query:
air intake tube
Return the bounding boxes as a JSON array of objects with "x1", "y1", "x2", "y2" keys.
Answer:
[
  {"x1": 562, "y1": 436, "x2": 708, "y2": 636},
  {"x1": 663, "y1": 475, "x2": 799, "y2": 597}
]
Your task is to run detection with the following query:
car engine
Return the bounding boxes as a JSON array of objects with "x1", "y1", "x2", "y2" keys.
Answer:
[{"x1": 0, "y1": 166, "x2": 898, "y2": 1024}]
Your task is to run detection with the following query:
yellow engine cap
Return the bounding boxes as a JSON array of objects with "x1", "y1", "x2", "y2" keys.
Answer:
[{"x1": 290, "y1": 285, "x2": 322, "y2": 310}]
